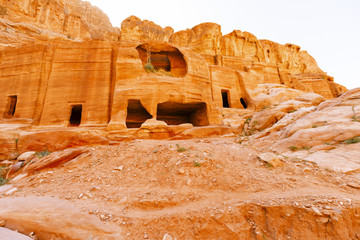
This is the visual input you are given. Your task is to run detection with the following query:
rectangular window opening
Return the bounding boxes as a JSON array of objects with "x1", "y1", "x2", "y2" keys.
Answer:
[
  {"x1": 69, "y1": 105, "x2": 82, "y2": 127},
  {"x1": 221, "y1": 90, "x2": 230, "y2": 108},
  {"x1": 3, "y1": 95, "x2": 17, "y2": 118}
]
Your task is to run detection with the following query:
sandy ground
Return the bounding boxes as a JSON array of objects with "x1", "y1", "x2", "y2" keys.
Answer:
[{"x1": 3, "y1": 137, "x2": 360, "y2": 239}]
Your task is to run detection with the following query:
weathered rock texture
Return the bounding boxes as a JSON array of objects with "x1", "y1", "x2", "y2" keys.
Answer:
[
  {"x1": 0, "y1": 197, "x2": 124, "y2": 239},
  {"x1": 0, "y1": 0, "x2": 119, "y2": 47},
  {"x1": 0, "y1": 1, "x2": 348, "y2": 131},
  {"x1": 121, "y1": 15, "x2": 174, "y2": 42},
  {"x1": 242, "y1": 88, "x2": 360, "y2": 173},
  {"x1": 171, "y1": 24, "x2": 345, "y2": 99}
]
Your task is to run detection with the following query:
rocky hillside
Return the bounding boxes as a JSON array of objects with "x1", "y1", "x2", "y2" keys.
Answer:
[
  {"x1": 0, "y1": 0, "x2": 119, "y2": 47},
  {"x1": 0, "y1": 87, "x2": 359, "y2": 239},
  {"x1": 0, "y1": 0, "x2": 359, "y2": 239}
]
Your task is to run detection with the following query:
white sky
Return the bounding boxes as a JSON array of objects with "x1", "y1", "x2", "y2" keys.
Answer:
[{"x1": 87, "y1": 0, "x2": 360, "y2": 89}]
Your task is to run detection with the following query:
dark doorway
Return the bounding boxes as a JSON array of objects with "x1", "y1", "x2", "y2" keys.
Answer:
[
  {"x1": 126, "y1": 100, "x2": 152, "y2": 128},
  {"x1": 69, "y1": 105, "x2": 82, "y2": 126},
  {"x1": 157, "y1": 102, "x2": 208, "y2": 126},
  {"x1": 240, "y1": 98, "x2": 248, "y2": 109},
  {"x1": 3, "y1": 95, "x2": 17, "y2": 118},
  {"x1": 221, "y1": 90, "x2": 230, "y2": 108},
  {"x1": 150, "y1": 53, "x2": 171, "y2": 71}
]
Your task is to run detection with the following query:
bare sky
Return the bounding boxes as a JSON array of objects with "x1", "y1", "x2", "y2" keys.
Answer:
[{"x1": 87, "y1": 0, "x2": 360, "y2": 89}]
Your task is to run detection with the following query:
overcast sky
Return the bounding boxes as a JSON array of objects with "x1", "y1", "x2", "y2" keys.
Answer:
[{"x1": 87, "y1": 0, "x2": 359, "y2": 89}]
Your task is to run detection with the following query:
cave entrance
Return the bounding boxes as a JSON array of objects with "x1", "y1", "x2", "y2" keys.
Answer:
[
  {"x1": 150, "y1": 53, "x2": 171, "y2": 71},
  {"x1": 136, "y1": 43, "x2": 187, "y2": 78},
  {"x1": 69, "y1": 105, "x2": 82, "y2": 127},
  {"x1": 126, "y1": 100, "x2": 152, "y2": 128},
  {"x1": 240, "y1": 97, "x2": 248, "y2": 109},
  {"x1": 156, "y1": 102, "x2": 208, "y2": 126},
  {"x1": 3, "y1": 95, "x2": 17, "y2": 118},
  {"x1": 221, "y1": 90, "x2": 230, "y2": 108}
]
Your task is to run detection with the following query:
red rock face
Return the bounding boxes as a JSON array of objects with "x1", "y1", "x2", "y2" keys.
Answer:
[
  {"x1": 0, "y1": 0, "x2": 348, "y2": 131},
  {"x1": 121, "y1": 15, "x2": 174, "y2": 42},
  {"x1": 0, "y1": 0, "x2": 119, "y2": 46}
]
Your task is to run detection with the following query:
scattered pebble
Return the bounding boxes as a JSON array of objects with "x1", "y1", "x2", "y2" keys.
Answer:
[
  {"x1": 114, "y1": 166, "x2": 124, "y2": 171},
  {"x1": 163, "y1": 233, "x2": 173, "y2": 240},
  {"x1": 5, "y1": 187, "x2": 18, "y2": 196},
  {"x1": 312, "y1": 206, "x2": 322, "y2": 216}
]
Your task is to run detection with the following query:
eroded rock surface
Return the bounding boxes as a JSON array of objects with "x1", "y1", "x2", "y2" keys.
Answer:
[
  {"x1": 0, "y1": 197, "x2": 123, "y2": 239},
  {"x1": 244, "y1": 88, "x2": 360, "y2": 173},
  {"x1": 0, "y1": 1, "x2": 359, "y2": 239},
  {"x1": 0, "y1": 0, "x2": 119, "y2": 47}
]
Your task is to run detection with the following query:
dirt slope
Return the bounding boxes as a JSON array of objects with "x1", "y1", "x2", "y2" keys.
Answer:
[{"x1": 2, "y1": 138, "x2": 360, "y2": 239}]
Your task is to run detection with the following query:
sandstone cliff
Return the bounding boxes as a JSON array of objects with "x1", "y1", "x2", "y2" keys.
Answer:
[
  {"x1": 0, "y1": 0, "x2": 349, "y2": 132},
  {"x1": 1, "y1": 2, "x2": 360, "y2": 239},
  {"x1": 0, "y1": 0, "x2": 119, "y2": 47},
  {"x1": 120, "y1": 15, "x2": 174, "y2": 42},
  {"x1": 121, "y1": 18, "x2": 346, "y2": 99}
]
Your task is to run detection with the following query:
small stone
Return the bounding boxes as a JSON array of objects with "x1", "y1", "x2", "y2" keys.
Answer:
[
  {"x1": 312, "y1": 206, "x2": 322, "y2": 216},
  {"x1": 0, "y1": 184, "x2": 13, "y2": 194},
  {"x1": 258, "y1": 152, "x2": 284, "y2": 167},
  {"x1": 11, "y1": 161, "x2": 24, "y2": 172},
  {"x1": 163, "y1": 233, "x2": 173, "y2": 240},
  {"x1": 90, "y1": 186, "x2": 101, "y2": 191},
  {"x1": 347, "y1": 182, "x2": 360, "y2": 189},
  {"x1": 0, "y1": 160, "x2": 12, "y2": 166},
  {"x1": 0, "y1": 219, "x2": 5, "y2": 227},
  {"x1": 29, "y1": 232, "x2": 38, "y2": 240},
  {"x1": 85, "y1": 192, "x2": 93, "y2": 198},
  {"x1": 11, "y1": 173, "x2": 28, "y2": 182},
  {"x1": 318, "y1": 217, "x2": 329, "y2": 224},
  {"x1": 5, "y1": 187, "x2": 18, "y2": 196},
  {"x1": 178, "y1": 168, "x2": 185, "y2": 174},
  {"x1": 114, "y1": 165, "x2": 124, "y2": 171},
  {"x1": 17, "y1": 151, "x2": 36, "y2": 161}
]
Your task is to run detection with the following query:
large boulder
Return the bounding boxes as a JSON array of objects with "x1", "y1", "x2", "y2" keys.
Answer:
[{"x1": 0, "y1": 197, "x2": 123, "y2": 239}]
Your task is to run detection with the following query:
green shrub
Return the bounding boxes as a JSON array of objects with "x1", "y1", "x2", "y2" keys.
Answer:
[
  {"x1": 301, "y1": 146, "x2": 311, "y2": 151},
  {"x1": 343, "y1": 136, "x2": 360, "y2": 145},
  {"x1": 244, "y1": 117, "x2": 252, "y2": 125},
  {"x1": 177, "y1": 147, "x2": 187, "y2": 152},
  {"x1": 0, "y1": 177, "x2": 8, "y2": 186},
  {"x1": 144, "y1": 62, "x2": 155, "y2": 73},
  {"x1": 351, "y1": 106, "x2": 360, "y2": 122},
  {"x1": 289, "y1": 146, "x2": 298, "y2": 152},
  {"x1": 36, "y1": 150, "x2": 51, "y2": 158},
  {"x1": 0, "y1": 166, "x2": 8, "y2": 186},
  {"x1": 193, "y1": 161, "x2": 201, "y2": 167}
]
